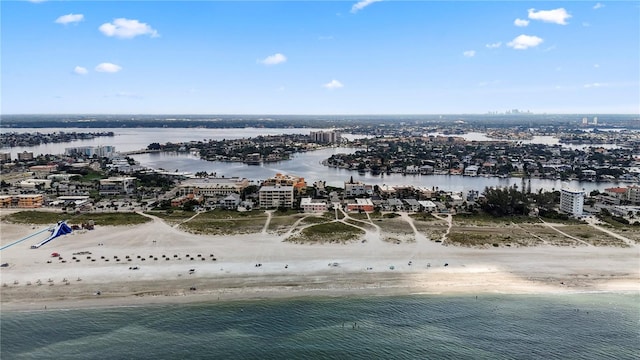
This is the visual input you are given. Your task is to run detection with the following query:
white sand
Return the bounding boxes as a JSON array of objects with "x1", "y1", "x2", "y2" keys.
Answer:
[{"x1": 1, "y1": 212, "x2": 638, "y2": 311}]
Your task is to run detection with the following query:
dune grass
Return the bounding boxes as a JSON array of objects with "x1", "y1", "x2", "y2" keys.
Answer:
[
  {"x1": 286, "y1": 222, "x2": 365, "y2": 244},
  {"x1": 3, "y1": 210, "x2": 150, "y2": 226}
]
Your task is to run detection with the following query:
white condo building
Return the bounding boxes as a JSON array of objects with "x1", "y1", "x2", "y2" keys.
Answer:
[
  {"x1": 259, "y1": 185, "x2": 294, "y2": 209},
  {"x1": 560, "y1": 188, "x2": 584, "y2": 217},
  {"x1": 310, "y1": 130, "x2": 341, "y2": 144},
  {"x1": 65, "y1": 145, "x2": 116, "y2": 158},
  {"x1": 344, "y1": 181, "x2": 373, "y2": 197}
]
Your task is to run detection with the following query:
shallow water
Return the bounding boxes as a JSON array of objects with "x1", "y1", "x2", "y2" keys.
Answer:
[{"x1": 2, "y1": 293, "x2": 638, "y2": 359}]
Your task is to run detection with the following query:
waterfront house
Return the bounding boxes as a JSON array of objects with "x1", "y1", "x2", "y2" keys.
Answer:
[
  {"x1": 346, "y1": 198, "x2": 374, "y2": 212},
  {"x1": 464, "y1": 165, "x2": 479, "y2": 176}
]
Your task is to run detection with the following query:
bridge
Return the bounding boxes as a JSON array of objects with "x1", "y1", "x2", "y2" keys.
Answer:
[{"x1": 121, "y1": 149, "x2": 162, "y2": 156}]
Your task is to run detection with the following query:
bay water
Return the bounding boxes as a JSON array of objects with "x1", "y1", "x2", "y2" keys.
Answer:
[{"x1": 0, "y1": 127, "x2": 627, "y2": 191}]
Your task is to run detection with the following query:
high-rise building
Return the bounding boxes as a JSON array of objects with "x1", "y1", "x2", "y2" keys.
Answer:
[
  {"x1": 65, "y1": 145, "x2": 115, "y2": 158},
  {"x1": 310, "y1": 130, "x2": 341, "y2": 144},
  {"x1": 560, "y1": 188, "x2": 584, "y2": 217},
  {"x1": 0, "y1": 153, "x2": 11, "y2": 163},
  {"x1": 626, "y1": 186, "x2": 640, "y2": 205},
  {"x1": 17, "y1": 151, "x2": 34, "y2": 161}
]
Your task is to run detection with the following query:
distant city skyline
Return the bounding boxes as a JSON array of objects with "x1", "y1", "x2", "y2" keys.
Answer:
[{"x1": 2, "y1": 1, "x2": 638, "y2": 115}]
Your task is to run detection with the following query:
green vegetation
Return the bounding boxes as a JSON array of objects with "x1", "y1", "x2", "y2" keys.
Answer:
[
  {"x1": 78, "y1": 169, "x2": 105, "y2": 182},
  {"x1": 322, "y1": 211, "x2": 337, "y2": 220},
  {"x1": 273, "y1": 208, "x2": 301, "y2": 216},
  {"x1": 348, "y1": 213, "x2": 370, "y2": 220},
  {"x1": 267, "y1": 213, "x2": 307, "y2": 234},
  {"x1": 3, "y1": 211, "x2": 150, "y2": 226},
  {"x1": 298, "y1": 216, "x2": 329, "y2": 226},
  {"x1": 146, "y1": 210, "x2": 196, "y2": 225},
  {"x1": 286, "y1": 222, "x2": 365, "y2": 244},
  {"x1": 538, "y1": 209, "x2": 570, "y2": 221},
  {"x1": 134, "y1": 172, "x2": 176, "y2": 190},
  {"x1": 480, "y1": 186, "x2": 530, "y2": 217},
  {"x1": 344, "y1": 218, "x2": 377, "y2": 232},
  {"x1": 453, "y1": 213, "x2": 535, "y2": 225},
  {"x1": 538, "y1": 216, "x2": 584, "y2": 225},
  {"x1": 447, "y1": 230, "x2": 537, "y2": 247},
  {"x1": 598, "y1": 215, "x2": 634, "y2": 228},
  {"x1": 176, "y1": 209, "x2": 268, "y2": 235},
  {"x1": 413, "y1": 221, "x2": 448, "y2": 241},
  {"x1": 180, "y1": 217, "x2": 266, "y2": 235},
  {"x1": 197, "y1": 210, "x2": 266, "y2": 220},
  {"x1": 377, "y1": 217, "x2": 414, "y2": 243},
  {"x1": 409, "y1": 213, "x2": 437, "y2": 222},
  {"x1": 559, "y1": 225, "x2": 629, "y2": 247}
]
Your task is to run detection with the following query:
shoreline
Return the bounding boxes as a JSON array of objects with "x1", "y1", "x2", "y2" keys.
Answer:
[
  {"x1": 2, "y1": 269, "x2": 638, "y2": 312},
  {"x1": 4, "y1": 285, "x2": 638, "y2": 313},
  {"x1": 2, "y1": 215, "x2": 639, "y2": 313}
]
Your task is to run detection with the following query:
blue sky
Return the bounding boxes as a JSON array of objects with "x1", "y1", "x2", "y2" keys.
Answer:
[{"x1": 1, "y1": 1, "x2": 638, "y2": 115}]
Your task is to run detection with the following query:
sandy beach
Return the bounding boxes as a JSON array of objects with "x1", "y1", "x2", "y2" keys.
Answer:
[{"x1": 1, "y1": 211, "x2": 639, "y2": 311}]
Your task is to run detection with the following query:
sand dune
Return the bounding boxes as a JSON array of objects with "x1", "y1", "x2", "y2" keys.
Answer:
[{"x1": 1, "y1": 212, "x2": 638, "y2": 311}]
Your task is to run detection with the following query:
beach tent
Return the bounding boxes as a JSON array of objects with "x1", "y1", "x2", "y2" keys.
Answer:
[{"x1": 31, "y1": 221, "x2": 73, "y2": 249}]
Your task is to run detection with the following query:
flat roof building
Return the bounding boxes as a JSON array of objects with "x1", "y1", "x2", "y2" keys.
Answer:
[
  {"x1": 300, "y1": 198, "x2": 327, "y2": 213},
  {"x1": 99, "y1": 177, "x2": 136, "y2": 195},
  {"x1": 346, "y1": 198, "x2": 374, "y2": 212},
  {"x1": 177, "y1": 177, "x2": 250, "y2": 198},
  {"x1": 259, "y1": 185, "x2": 294, "y2": 209},
  {"x1": 560, "y1": 188, "x2": 584, "y2": 217}
]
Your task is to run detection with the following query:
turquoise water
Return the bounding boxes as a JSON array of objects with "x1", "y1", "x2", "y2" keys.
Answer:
[{"x1": 1, "y1": 294, "x2": 638, "y2": 359}]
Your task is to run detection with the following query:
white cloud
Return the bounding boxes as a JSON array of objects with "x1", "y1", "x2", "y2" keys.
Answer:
[
  {"x1": 507, "y1": 34, "x2": 544, "y2": 50},
  {"x1": 55, "y1": 13, "x2": 84, "y2": 25},
  {"x1": 259, "y1": 53, "x2": 287, "y2": 65},
  {"x1": 26, "y1": 0, "x2": 47, "y2": 3},
  {"x1": 323, "y1": 79, "x2": 344, "y2": 89},
  {"x1": 584, "y1": 82, "x2": 607, "y2": 88},
  {"x1": 463, "y1": 50, "x2": 476, "y2": 58},
  {"x1": 73, "y1": 66, "x2": 88, "y2": 75},
  {"x1": 351, "y1": 0, "x2": 382, "y2": 13},
  {"x1": 514, "y1": 18, "x2": 530, "y2": 27},
  {"x1": 99, "y1": 18, "x2": 159, "y2": 39},
  {"x1": 593, "y1": 3, "x2": 605, "y2": 10},
  {"x1": 593, "y1": 64, "x2": 600, "y2": 68},
  {"x1": 528, "y1": 8, "x2": 572, "y2": 25},
  {"x1": 485, "y1": 42, "x2": 502, "y2": 49},
  {"x1": 95, "y1": 63, "x2": 122, "y2": 73}
]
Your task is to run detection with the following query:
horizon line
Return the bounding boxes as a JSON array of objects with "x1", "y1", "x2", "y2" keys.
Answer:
[{"x1": 2, "y1": 112, "x2": 639, "y2": 117}]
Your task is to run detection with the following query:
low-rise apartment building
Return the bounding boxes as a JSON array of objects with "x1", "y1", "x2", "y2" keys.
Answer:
[{"x1": 259, "y1": 185, "x2": 294, "y2": 209}]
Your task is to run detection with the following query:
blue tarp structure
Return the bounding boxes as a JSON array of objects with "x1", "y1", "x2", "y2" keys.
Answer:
[{"x1": 31, "y1": 221, "x2": 73, "y2": 249}]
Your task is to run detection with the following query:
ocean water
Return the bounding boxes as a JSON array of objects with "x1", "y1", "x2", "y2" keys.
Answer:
[{"x1": 1, "y1": 294, "x2": 638, "y2": 359}]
